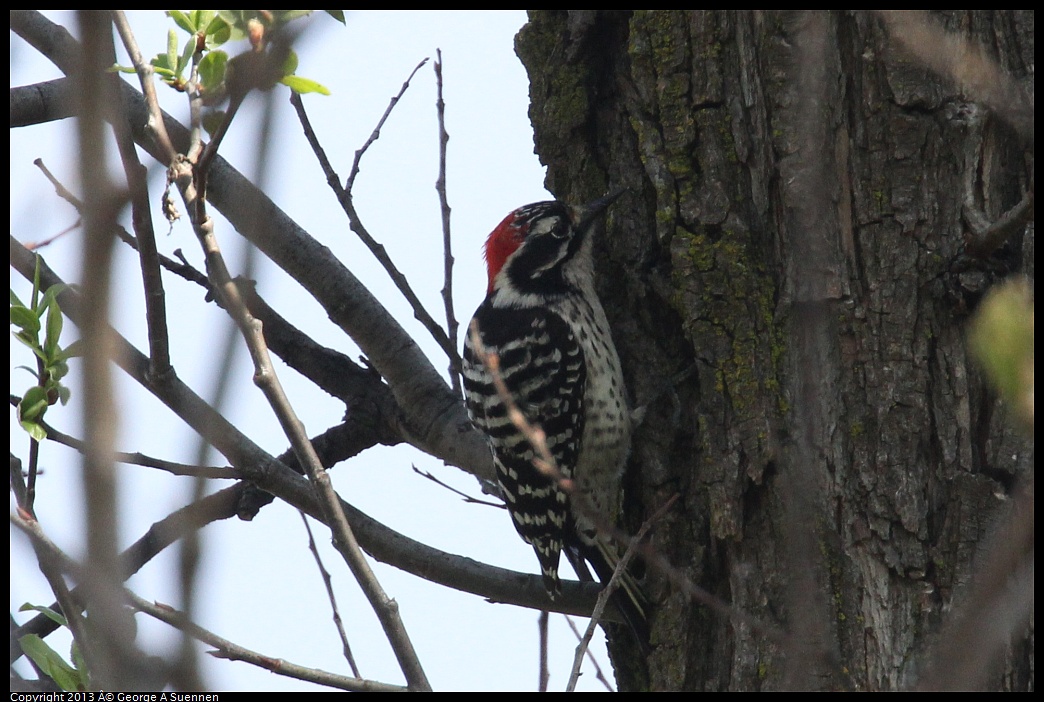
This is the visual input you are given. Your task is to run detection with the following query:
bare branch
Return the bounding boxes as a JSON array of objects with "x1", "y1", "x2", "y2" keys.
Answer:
[
  {"x1": 538, "y1": 611, "x2": 549, "y2": 692},
  {"x1": 15, "y1": 409, "x2": 238, "y2": 479},
  {"x1": 10, "y1": 454, "x2": 29, "y2": 511},
  {"x1": 176, "y1": 84, "x2": 430, "y2": 689},
  {"x1": 32, "y1": 157, "x2": 83, "y2": 209},
  {"x1": 12, "y1": 238, "x2": 618, "y2": 626},
  {"x1": 434, "y1": 49, "x2": 461, "y2": 394},
  {"x1": 411, "y1": 464, "x2": 505, "y2": 508},
  {"x1": 109, "y1": 76, "x2": 173, "y2": 377},
  {"x1": 566, "y1": 499, "x2": 669, "y2": 692},
  {"x1": 74, "y1": 11, "x2": 142, "y2": 689},
  {"x1": 126, "y1": 590, "x2": 407, "y2": 692},
  {"x1": 13, "y1": 237, "x2": 609, "y2": 654},
  {"x1": 563, "y1": 616, "x2": 613, "y2": 692},
  {"x1": 300, "y1": 512, "x2": 362, "y2": 679},
  {"x1": 346, "y1": 57, "x2": 430, "y2": 192},
  {"x1": 12, "y1": 509, "x2": 406, "y2": 692},
  {"x1": 110, "y1": 10, "x2": 176, "y2": 164},
  {"x1": 10, "y1": 78, "x2": 75, "y2": 127},
  {"x1": 290, "y1": 80, "x2": 464, "y2": 378},
  {"x1": 12, "y1": 487, "x2": 243, "y2": 659},
  {"x1": 11, "y1": 509, "x2": 110, "y2": 686}
]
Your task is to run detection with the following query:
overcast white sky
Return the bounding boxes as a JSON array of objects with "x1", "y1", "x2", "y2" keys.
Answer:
[{"x1": 10, "y1": 10, "x2": 619, "y2": 692}]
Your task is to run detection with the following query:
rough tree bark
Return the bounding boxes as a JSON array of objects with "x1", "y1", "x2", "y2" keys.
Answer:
[{"x1": 516, "y1": 10, "x2": 1032, "y2": 691}]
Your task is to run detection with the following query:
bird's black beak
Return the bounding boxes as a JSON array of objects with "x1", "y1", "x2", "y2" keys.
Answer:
[{"x1": 573, "y1": 188, "x2": 626, "y2": 233}]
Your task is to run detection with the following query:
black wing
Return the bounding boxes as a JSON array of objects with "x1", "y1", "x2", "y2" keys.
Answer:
[{"x1": 462, "y1": 301, "x2": 586, "y2": 596}]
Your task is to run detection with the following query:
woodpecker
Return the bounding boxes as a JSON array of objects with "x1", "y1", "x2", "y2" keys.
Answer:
[{"x1": 462, "y1": 193, "x2": 643, "y2": 629}]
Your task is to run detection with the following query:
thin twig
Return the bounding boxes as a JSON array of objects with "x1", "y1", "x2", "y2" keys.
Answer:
[
  {"x1": 12, "y1": 486, "x2": 242, "y2": 658},
  {"x1": 13, "y1": 509, "x2": 405, "y2": 692},
  {"x1": 26, "y1": 405, "x2": 40, "y2": 517},
  {"x1": 37, "y1": 149, "x2": 173, "y2": 376},
  {"x1": 126, "y1": 590, "x2": 407, "y2": 692},
  {"x1": 195, "y1": 91, "x2": 245, "y2": 190},
  {"x1": 175, "y1": 58, "x2": 431, "y2": 689},
  {"x1": 538, "y1": 610, "x2": 550, "y2": 692},
  {"x1": 300, "y1": 511, "x2": 361, "y2": 678},
  {"x1": 434, "y1": 49, "x2": 461, "y2": 394},
  {"x1": 411, "y1": 464, "x2": 505, "y2": 508},
  {"x1": 110, "y1": 10, "x2": 177, "y2": 164},
  {"x1": 32, "y1": 158, "x2": 83, "y2": 208},
  {"x1": 109, "y1": 69, "x2": 173, "y2": 378},
  {"x1": 567, "y1": 499, "x2": 671, "y2": 691},
  {"x1": 346, "y1": 58, "x2": 430, "y2": 192},
  {"x1": 10, "y1": 454, "x2": 29, "y2": 511},
  {"x1": 12, "y1": 408, "x2": 237, "y2": 479},
  {"x1": 290, "y1": 65, "x2": 463, "y2": 373},
  {"x1": 563, "y1": 616, "x2": 613, "y2": 692},
  {"x1": 22, "y1": 220, "x2": 81, "y2": 251}
]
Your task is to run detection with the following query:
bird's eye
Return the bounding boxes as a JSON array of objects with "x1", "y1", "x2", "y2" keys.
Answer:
[{"x1": 527, "y1": 214, "x2": 567, "y2": 239}]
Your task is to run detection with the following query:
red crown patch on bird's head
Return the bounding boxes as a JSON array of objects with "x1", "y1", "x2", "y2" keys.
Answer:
[
  {"x1": 482, "y1": 201, "x2": 568, "y2": 293},
  {"x1": 483, "y1": 210, "x2": 525, "y2": 293}
]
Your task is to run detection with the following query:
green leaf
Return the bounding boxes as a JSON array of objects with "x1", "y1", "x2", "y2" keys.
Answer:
[
  {"x1": 216, "y1": 11, "x2": 250, "y2": 41},
  {"x1": 150, "y1": 53, "x2": 171, "y2": 71},
  {"x1": 282, "y1": 49, "x2": 299, "y2": 77},
  {"x1": 12, "y1": 332, "x2": 41, "y2": 356},
  {"x1": 325, "y1": 10, "x2": 347, "y2": 24},
  {"x1": 192, "y1": 10, "x2": 216, "y2": 32},
  {"x1": 26, "y1": 342, "x2": 49, "y2": 364},
  {"x1": 151, "y1": 63, "x2": 178, "y2": 81},
  {"x1": 44, "y1": 297, "x2": 63, "y2": 360},
  {"x1": 218, "y1": 10, "x2": 251, "y2": 30},
  {"x1": 62, "y1": 338, "x2": 85, "y2": 359},
  {"x1": 167, "y1": 10, "x2": 195, "y2": 35},
  {"x1": 109, "y1": 64, "x2": 141, "y2": 74},
  {"x1": 38, "y1": 283, "x2": 67, "y2": 313},
  {"x1": 177, "y1": 35, "x2": 197, "y2": 76},
  {"x1": 204, "y1": 16, "x2": 232, "y2": 48},
  {"x1": 19, "y1": 419, "x2": 47, "y2": 443},
  {"x1": 198, "y1": 50, "x2": 228, "y2": 93},
  {"x1": 19, "y1": 386, "x2": 49, "y2": 423},
  {"x1": 71, "y1": 641, "x2": 89, "y2": 686},
  {"x1": 276, "y1": 10, "x2": 314, "y2": 24},
  {"x1": 968, "y1": 278, "x2": 1034, "y2": 409},
  {"x1": 281, "y1": 75, "x2": 331, "y2": 96},
  {"x1": 11, "y1": 288, "x2": 27, "y2": 307},
  {"x1": 19, "y1": 603, "x2": 68, "y2": 627},
  {"x1": 166, "y1": 28, "x2": 179, "y2": 72},
  {"x1": 10, "y1": 304, "x2": 41, "y2": 335},
  {"x1": 19, "y1": 634, "x2": 82, "y2": 692},
  {"x1": 49, "y1": 357, "x2": 69, "y2": 383}
]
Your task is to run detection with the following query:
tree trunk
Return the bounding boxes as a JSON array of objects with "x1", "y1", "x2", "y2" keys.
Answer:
[{"x1": 517, "y1": 10, "x2": 1032, "y2": 691}]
